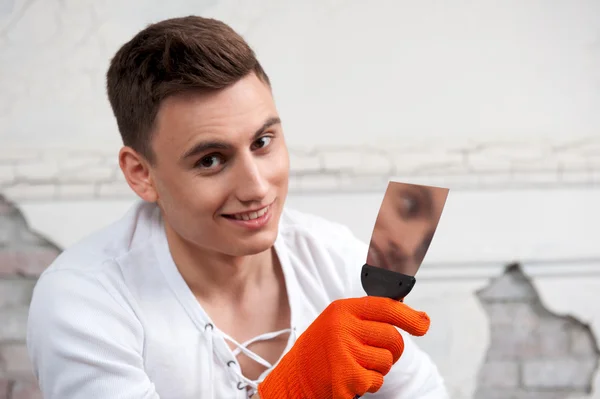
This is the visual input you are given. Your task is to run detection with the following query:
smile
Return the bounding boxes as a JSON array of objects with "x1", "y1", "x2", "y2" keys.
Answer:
[
  {"x1": 227, "y1": 205, "x2": 270, "y2": 221},
  {"x1": 222, "y1": 203, "x2": 274, "y2": 231}
]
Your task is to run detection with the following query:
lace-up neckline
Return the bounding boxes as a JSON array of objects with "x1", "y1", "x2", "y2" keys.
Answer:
[
  {"x1": 153, "y1": 207, "x2": 302, "y2": 398},
  {"x1": 204, "y1": 323, "x2": 297, "y2": 397}
]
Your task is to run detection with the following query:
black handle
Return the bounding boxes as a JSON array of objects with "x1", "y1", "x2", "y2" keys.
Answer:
[{"x1": 360, "y1": 263, "x2": 416, "y2": 301}]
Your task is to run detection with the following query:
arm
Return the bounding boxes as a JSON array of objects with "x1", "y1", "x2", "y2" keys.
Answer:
[{"x1": 27, "y1": 269, "x2": 160, "y2": 399}]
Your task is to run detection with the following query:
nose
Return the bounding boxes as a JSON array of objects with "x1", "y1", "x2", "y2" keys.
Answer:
[
  {"x1": 233, "y1": 152, "x2": 269, "y2": 203},
  {"x1": 386, "y1": 238, "x2": 420, "y2": 275}
]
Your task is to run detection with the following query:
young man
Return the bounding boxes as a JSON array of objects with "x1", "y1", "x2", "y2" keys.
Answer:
[{"x1": 26, "y1": 16, "x2": 449, "y2": 399}]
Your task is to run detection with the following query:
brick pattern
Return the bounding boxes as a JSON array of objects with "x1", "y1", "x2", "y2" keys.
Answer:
[
  {"x1": 0, "y1": 195, "x2": 59, "y2": 399},
  {"x1": 1, "y1": 136, "x2": 600, "y2": 201},
  {"x1": 474, "y1": 263, "x2": 600, "y2": 399}
]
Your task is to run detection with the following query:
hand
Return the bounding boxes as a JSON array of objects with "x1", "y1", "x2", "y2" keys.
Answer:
[{"x1": 257, "y1": 296, "x2": 430, "y2": 399}]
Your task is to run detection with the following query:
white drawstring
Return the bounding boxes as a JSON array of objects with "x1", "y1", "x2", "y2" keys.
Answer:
[
  {"x1": 222, "y1": 329, "x2": 291, "y2": 369},
  {"x1": 215, "y1": 326, "x2": 297, "y2": 398}
]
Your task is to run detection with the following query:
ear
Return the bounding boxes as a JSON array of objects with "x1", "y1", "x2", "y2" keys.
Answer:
[{"x1": 119, "y1": 146, "x2": 158, "y2": 202}]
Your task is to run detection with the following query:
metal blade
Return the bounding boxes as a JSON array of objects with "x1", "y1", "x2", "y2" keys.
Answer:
[{"x1": 361, "y1": 181, "x2": 449, "y2": 301}]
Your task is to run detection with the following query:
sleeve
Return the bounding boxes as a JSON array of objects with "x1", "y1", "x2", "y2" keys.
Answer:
[
  {"x1": 26, "y1": 269, "x2": 160, "y2": 399},
  {"x1": 373, "y1": 332, "x2": 450, "y2": 399},
  {"x1": 337, "y1": 227, "x2": 450, "y2": 399}
]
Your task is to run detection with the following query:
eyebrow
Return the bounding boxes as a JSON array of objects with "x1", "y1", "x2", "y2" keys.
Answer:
[{"x1": 181, "y1": 116, "x2": 282, "y2": 161}]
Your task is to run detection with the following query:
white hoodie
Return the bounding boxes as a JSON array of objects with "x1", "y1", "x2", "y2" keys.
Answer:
[{"x1": 27, "y1": 200, "x2": 448, "y2": 399}]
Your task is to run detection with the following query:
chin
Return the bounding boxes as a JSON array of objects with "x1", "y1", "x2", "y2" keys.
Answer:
[
  {"x1": 227, "y1": 242, "x2": 274, "y2": 257},
  {"x1": 228, "y1": 230, "x2": 279, "y2": 256},
  {"x1": 225, "y1": 207, "x2": 283, "y2": 256}
]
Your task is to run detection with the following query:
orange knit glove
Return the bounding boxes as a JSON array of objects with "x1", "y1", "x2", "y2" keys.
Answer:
[{"x1": 257, "y1": 296, "x2": 430, "y2": 399}]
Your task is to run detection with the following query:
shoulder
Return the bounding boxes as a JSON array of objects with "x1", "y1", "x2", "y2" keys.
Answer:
[
  {"x1": 41, "y1": 200, "x2": 158, "y2": 277},
  {"x1": 27, "y1": 266, "x2": 146, "y2": 372},
  {"x1": 29, "y1": 266, "x2": 138, "y2": 326},
  {"x1": 27, "y1": 200, "x2": 156, "y2": 348},
  {"x1": 27, "y1": 264, "x2": 150, "y2": 397}
]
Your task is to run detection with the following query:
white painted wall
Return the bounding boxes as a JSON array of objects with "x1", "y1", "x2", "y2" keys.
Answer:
[
  {"x1": 1, "y1": 0, "x2": 599, "y2": 150},
  {"x1": 2, "y1": 0, "x2": 600, "y2": 397}
]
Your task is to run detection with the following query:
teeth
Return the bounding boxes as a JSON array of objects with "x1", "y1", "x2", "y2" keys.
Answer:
[{"x1": 233, "y1": 206, "x2": 269, "y2": 221}]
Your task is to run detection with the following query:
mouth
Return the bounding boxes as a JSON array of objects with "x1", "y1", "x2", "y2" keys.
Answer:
[{"x1": 222, "y1": 203, "x2": 272, "y2": 221}]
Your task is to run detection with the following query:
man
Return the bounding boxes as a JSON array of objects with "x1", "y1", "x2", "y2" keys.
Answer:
[{"x1": 26, "y1": 15, "x2": 448, "y2": 399}]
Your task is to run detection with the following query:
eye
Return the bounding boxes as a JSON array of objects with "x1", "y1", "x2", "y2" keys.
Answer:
[
  {"x1": 195, "y1": 154, "x2": 224, "y2": 169},
  {"x1": 251, "y1": 136, "x2": 272, "y2": 150},
  {"x1": 397, "y1": 193, "x2": 420, "y2": 218}
]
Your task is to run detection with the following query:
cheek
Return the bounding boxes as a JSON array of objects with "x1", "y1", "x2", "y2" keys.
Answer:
[
  {"x1": 155, "y1": 173, "x2": 193, "y2": 209},
  {"x1": 375, "y1": 206, "x2": 399, "y2": 230},
  {"x1": 389, "y1": 221, "x2": 432, "y2": 253},
  {"x1": 184, "y1": 181, "x2": 230, "y2": 216},
  {"x1": 156, "y1": 171, "x2": 221, "y2": 217}
]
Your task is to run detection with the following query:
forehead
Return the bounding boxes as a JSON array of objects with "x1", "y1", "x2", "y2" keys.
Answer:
[{"x1": 153, "y1": 73, "x2": 276, "y2": 148}]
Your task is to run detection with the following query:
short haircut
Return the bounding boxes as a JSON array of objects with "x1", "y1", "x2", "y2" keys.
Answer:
[{"x1": 106, "y1": 16, "x2": 270, "y2": 163}]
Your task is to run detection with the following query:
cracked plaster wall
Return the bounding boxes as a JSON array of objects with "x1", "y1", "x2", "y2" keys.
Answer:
[
  {"x1": 0, "y1": 195, "x2": 59, "y2": 399},
  {"x1": 475, "y1": 263, "x2": 600, "y2": 399}
]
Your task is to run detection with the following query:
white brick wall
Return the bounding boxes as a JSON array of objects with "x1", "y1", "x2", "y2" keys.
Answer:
[{"x1": 1, "y1": 137, "x2": 600, "y2": 201}]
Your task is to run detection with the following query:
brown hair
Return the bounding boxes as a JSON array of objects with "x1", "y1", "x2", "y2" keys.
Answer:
[{"x1": 106, "y1": 15, "x2": 270, "y2": 164}]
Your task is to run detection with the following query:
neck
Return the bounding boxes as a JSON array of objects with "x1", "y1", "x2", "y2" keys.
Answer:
[{"x1": 164, "y1": 224, "x2": 278, "y2": 301}]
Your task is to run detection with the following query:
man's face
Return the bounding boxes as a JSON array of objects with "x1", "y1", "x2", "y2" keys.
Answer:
[
  {"x1": 366, "y1": 182, "x2": 448, "y2": 275},
  {"x1": 148, "y1": 73, "x2": 290, "y2": 257}
]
